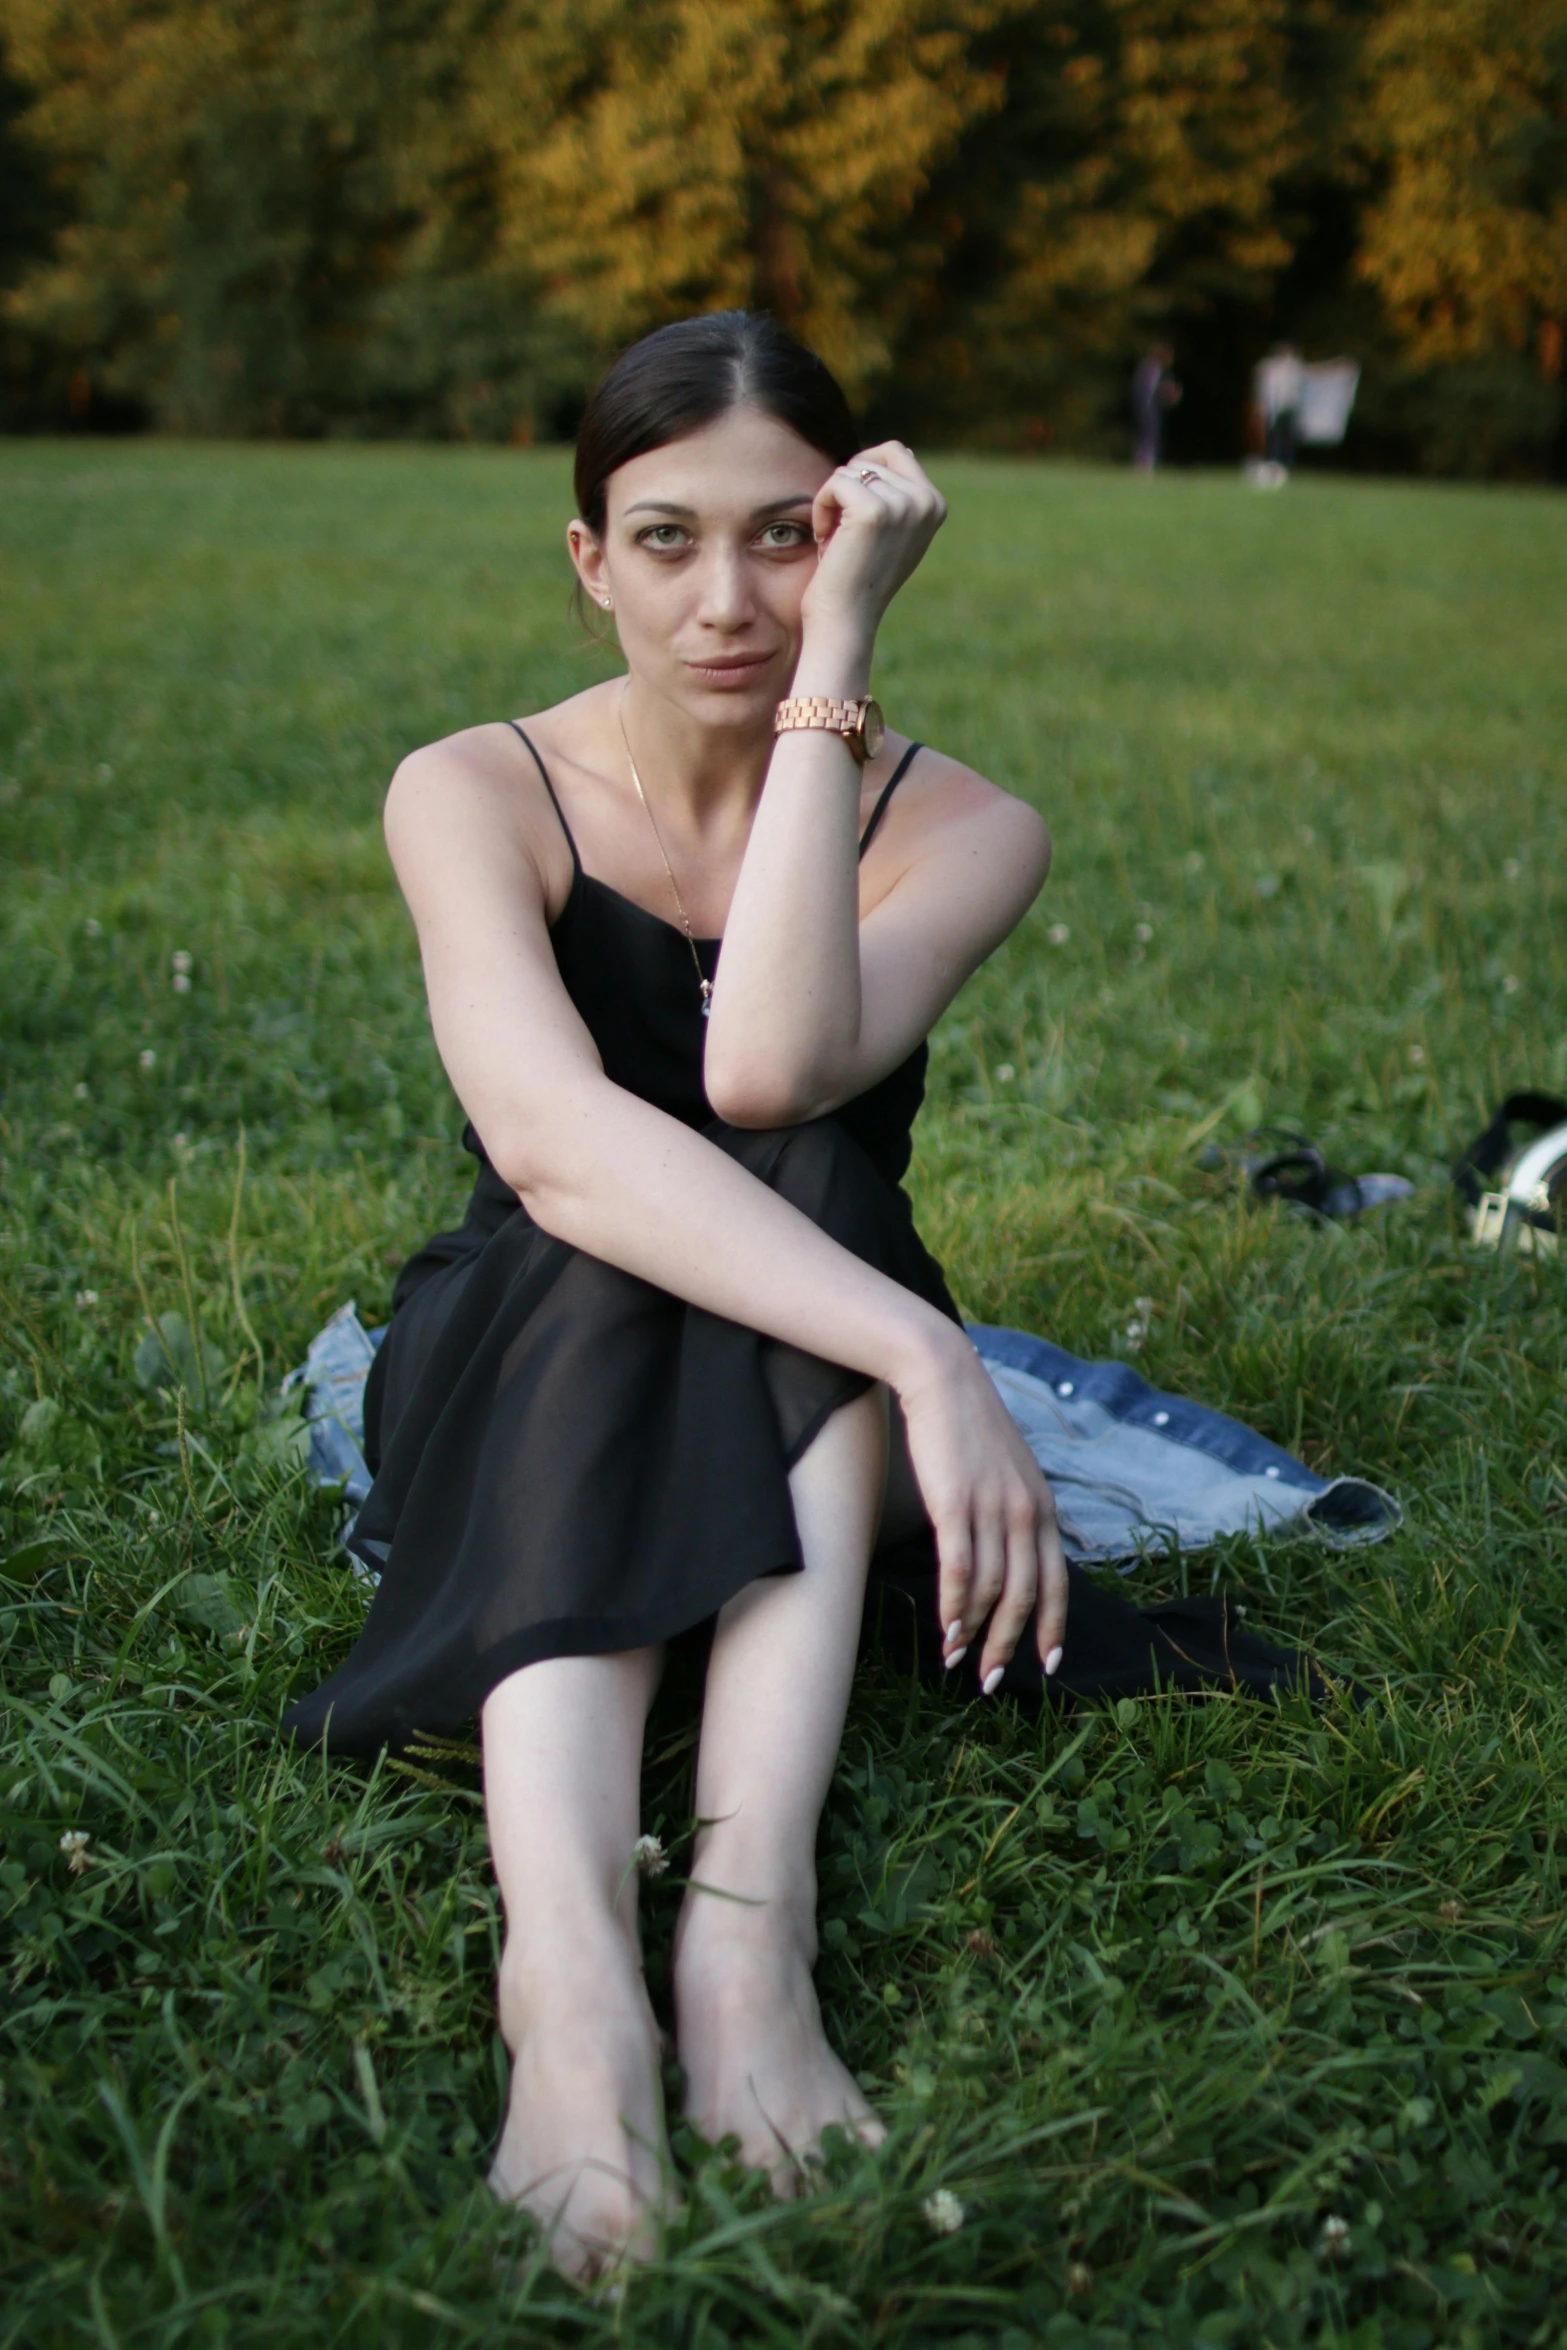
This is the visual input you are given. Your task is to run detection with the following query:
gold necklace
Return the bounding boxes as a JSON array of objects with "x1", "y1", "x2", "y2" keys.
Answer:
[{"x1": 617, "y1": 692, "x2": 714, "y2": 1019}]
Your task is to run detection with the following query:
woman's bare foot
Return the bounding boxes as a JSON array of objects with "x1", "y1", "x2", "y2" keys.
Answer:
[
  {"x1": 490, "y1": 1923, "x2": 672, "y2": 2277},
  {"x1": 673, "y1": 1893, "x2": 885, "y2": 2194}
]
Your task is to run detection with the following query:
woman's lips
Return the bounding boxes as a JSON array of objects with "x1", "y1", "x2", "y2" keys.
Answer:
[{"x1": 684, "y1": 652, "x2": 776, "y2": 684}]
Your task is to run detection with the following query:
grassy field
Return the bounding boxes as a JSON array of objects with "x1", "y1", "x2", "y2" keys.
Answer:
[{"x1": 3, "y1": 439, "x2": 1566, "y2": 2349}]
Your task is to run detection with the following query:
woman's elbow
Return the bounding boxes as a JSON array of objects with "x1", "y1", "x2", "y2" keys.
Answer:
[
  {"x1": 482, "y1": 1124, "x2": 578, "y2": 1225},
  {"x1": 702, "y1": 1054, "x2": 824, "y2": 1131}
]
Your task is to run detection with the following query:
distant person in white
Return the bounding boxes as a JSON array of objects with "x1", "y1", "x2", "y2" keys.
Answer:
[
  {"x1": 1247, "y1": 349, "x2": 1359, "y2": 488},
  {"x1": 1254, "y1": 345, "x2": 1306, "y2": 481},
  {"x1": 1296, "y1": 360, "x2": 1360, "y2": 449}
]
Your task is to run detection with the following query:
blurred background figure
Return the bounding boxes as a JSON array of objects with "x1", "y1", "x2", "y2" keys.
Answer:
[
  {"x1": 1249, "y1": 345, "x2": 1306, "y2": 487},
  {"x1": 1131, "y1": 344, "x2": 1181, "y2": 473},
  {"x1": 1296, "y1": 358, "x2": 1361, "y2": 455},
  {"x1": 1247, "y1": 350, "x2": 1360, "y2": 486}
]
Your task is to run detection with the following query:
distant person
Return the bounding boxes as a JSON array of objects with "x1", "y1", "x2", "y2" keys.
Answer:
[
  {"x1": 1295, "y1": 358, "x2": 1360, "y2": 453},
  {"x1": 1250, "y1": 345, "x2": 1305, "y2": 487},
  {"x1": 1131, "y1": 343, "x2": 1181, "y2": 473}
]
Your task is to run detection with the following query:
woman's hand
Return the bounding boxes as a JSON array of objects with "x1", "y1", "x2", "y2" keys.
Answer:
[
  {"x1": 894, "y1": 1324, "x2": 1068, "y2": 1689},
  {"x1": 800, "y1": 441, "x2": 947, "y2": 652}
]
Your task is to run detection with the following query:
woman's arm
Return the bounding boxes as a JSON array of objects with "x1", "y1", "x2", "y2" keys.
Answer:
[
  {"x1": 703, "y1": 442, "x2": 1050, "y2": 1127},
  {"x1": 384, "y1": 731, "x2": 1065, "y2": 1683}
]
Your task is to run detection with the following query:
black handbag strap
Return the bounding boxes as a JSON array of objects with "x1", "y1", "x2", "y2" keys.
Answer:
[{"x1": 1452, "y1": 1092, "x2": 1567, "y2": 1208}]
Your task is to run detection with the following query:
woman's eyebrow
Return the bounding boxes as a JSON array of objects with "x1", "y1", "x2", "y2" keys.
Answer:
[{"x1": 621, "y1": 494, "x2": 818, "y2": 520}]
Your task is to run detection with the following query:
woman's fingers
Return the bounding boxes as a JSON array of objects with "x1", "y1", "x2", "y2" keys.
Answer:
[
  {"x1": 1034, "y1": 1500, "x2": 1068, "y2": 1678},
  {"x1": 974, "y1": 1500, "x2": 1039, "y2": 1691},
  {"x1": 938, "y1": 1486, "x2": 1005, "y2": 1672},
  {"x1": 935, "y1": 1507, "x2": 973, "y2": 1670},
  {"x1": 805, "y1": 439, "x2": 945, "y2": 633},
  {"x1": 814, "y1": 444, "x2": 943, "y2": 544},
  {"x1": 852, "y1": 440, "x2": 948, "y2": 516},
  {"x1": 900, "y1": 1334, "x2": 1068, "y2": 1693},
  {"x1": 965, "y1": 1503, "x2": 1006, "y2": 1650},
  {"x1": 964, "y1": 1474, "x2": 1069, "y2": 1694}
]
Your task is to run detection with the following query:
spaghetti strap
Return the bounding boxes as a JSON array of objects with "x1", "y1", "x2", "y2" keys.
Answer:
[
  {"x1": 858, "y1": 742, "x2": 922, "y2": 861},
  {"x1": 508, "y1": 721, "x2": 581, "y2": 877}
]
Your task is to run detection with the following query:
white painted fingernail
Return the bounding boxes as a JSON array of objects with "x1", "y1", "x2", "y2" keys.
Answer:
[
  {"x1": 1045, "y1": 1646, "x2": 1064, "y2": 1677},
  {"x1": 945, "y1": 1619, "x2": 964, "y2": 1644},
  {"x1": 943, "y1": 1645, "x2": 968, "y2": 1671},
  {"x1": 982, "y1": 1666, "x2": 1004, "y2": 1697}
]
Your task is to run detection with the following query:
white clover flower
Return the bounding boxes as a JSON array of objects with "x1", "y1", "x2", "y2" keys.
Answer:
[
  {"x1": 922, "y1": 2188, "x2": 966, "y2": 2236},
  {"x1": 59, "y1": 1830, "x2": 94, "y2": 1875},
  {"x1": 84, "y1": 917, "x2": 103, "y2": 938},
  {"x1": 74, "y1": 1081, "x2": 89, "y2": 1100},
  {"x1": 171, "y1": 950, "x2": 193, "y2": 974},
  {"x1": 172, "y1": 973, "x2": 191, "y2": 994},
  {"x1": 1134, "y1": 922, "x2": 1154, "y2": 943},
  {"x1": 1409, "y1": 1045, "x2": 1426, "y2": 1066},
  {"x1": 138, "y1": 1048, "x2": 156, "y2": 1071},
  {"x1": 1047, "y1": 922, "x2": 1071, "y2": 946},
  {"x1": 994, "y1": 1063, "x2": 1015, "y2": 1083},
  {"x1": 632, "y1": 1834, "x2": 668, "y2": 1878},
  {"x1": 1502, "y1": 974, "x2": 1520, "y2": 995},
  {"x1": 1317, "y1": 2214, "x2": 1351, "y2": 2260},
  {"x1": 75, "y1": 1290, "x2": 99, "y2": 1309}
]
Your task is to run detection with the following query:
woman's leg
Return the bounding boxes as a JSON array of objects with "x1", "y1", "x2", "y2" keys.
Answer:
[
  {"x1": 673, "y1": 1383, "x2": 889, "y2": 2189},
  {"x1": 482, "y1": 1646, "x2": 670, "y2": 2273}
]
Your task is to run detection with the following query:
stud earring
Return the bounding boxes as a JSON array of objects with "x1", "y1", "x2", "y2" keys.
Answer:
[{"x1": 601, "y1": 595, "x2": 613, "y2": 610}]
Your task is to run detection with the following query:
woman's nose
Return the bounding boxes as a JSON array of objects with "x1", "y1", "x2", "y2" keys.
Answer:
[{"x1": 693, "y1": 545, "x2": 755, "y2": 630}]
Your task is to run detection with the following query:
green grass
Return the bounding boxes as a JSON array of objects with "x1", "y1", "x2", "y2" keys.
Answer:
[{"x1": 3, "y1": 439, "x2": 1567, "y2": 2348}]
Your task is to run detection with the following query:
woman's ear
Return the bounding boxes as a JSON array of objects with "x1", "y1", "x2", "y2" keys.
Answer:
[{"x1": 567, "y1": 519, "x2": 610, "y2": 610}]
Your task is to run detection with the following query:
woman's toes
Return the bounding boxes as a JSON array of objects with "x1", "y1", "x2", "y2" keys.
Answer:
[
  {"x1": 489, "y1": 1941, "x2": 670, "y2": 2275},
  {"x1": 675, "y1": 1922, "x2": 883, "y2": 2190},
  {"x1": 546, "y1": 2171, "x2": 660, "y2": 2279},
  {"x1": 490, "y1": 2140, "x2": 664, "y2": 2274}
]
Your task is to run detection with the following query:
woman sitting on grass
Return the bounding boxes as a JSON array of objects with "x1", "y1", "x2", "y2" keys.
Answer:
[{"x1": 284, "y1": 311, "x2": 1127, "y2": 2269}]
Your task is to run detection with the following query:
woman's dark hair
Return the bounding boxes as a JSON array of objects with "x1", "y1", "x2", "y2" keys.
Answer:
[{"x1": 573, "y1": 311, "x2": 858, "y2": 535}]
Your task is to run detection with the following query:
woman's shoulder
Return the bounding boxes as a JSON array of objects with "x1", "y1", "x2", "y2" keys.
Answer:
[
  {"x1": 388, "y1": 686, "x2": 601, "y2": 801},
  {"x1": 875, "y1": 735, "x2": 1051, "y2": 872},
  {"x1": 382, "y1": 692, "x2": 606, "y2": 911}
]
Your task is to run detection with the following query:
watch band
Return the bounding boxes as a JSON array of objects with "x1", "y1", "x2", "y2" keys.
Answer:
[{"x1": 773, "y1": 696, "x2": 875, "y2": 764}]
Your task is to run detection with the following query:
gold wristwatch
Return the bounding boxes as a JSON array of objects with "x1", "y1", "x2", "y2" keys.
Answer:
[{"x1": 773, "y1": 695, "x2": 886, "y2": 766}]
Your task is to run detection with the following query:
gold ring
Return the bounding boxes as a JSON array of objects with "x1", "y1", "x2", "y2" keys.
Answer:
[{"x1": 859, "y1": 466, "x2": 879, "y2": 483}]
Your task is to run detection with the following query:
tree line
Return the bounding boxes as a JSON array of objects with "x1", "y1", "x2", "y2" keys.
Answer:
[{"x1": 1, "y1": 0, "x2": 1563, "y2": 472}]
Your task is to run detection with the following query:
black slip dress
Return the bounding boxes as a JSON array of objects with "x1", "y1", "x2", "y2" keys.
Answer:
[{"x1": 282, "y1": 731, "x2": 1326, "y2": 1758}]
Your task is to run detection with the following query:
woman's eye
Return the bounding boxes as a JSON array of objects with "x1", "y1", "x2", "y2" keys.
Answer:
[
  {"x1": 758, "y1": 522, "x2": 811, "y2": 549},
  {"x1": 639, "y1": 525, "x2": 689, "y2": 550}
]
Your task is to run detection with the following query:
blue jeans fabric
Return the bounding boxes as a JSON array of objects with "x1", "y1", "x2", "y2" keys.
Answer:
[{"x1": 286, "y1": 1303, "x2": 1398, "y2": 1580}]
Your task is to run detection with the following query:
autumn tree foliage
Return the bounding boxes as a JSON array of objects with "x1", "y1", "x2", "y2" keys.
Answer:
[
  {"x1": 0, "y1": 0, "x2": 1562, "y2": 469},
  {"x1": 484, "y1": 0, "x2": 1021, "y2": 402}
]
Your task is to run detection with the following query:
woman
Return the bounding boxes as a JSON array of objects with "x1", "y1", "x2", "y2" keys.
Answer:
[{"x1": 284, "y1": 312, "x2": 1305, "y2": 2271}]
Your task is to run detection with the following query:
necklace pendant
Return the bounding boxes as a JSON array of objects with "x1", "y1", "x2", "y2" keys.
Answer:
[{"x1": 699, "y1": 981, "x2": 713, "y2": 1018}]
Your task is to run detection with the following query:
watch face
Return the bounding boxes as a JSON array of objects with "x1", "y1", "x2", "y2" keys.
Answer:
[{"x1": 862, "y1": 700, "x2": 886, "y2": 758}]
